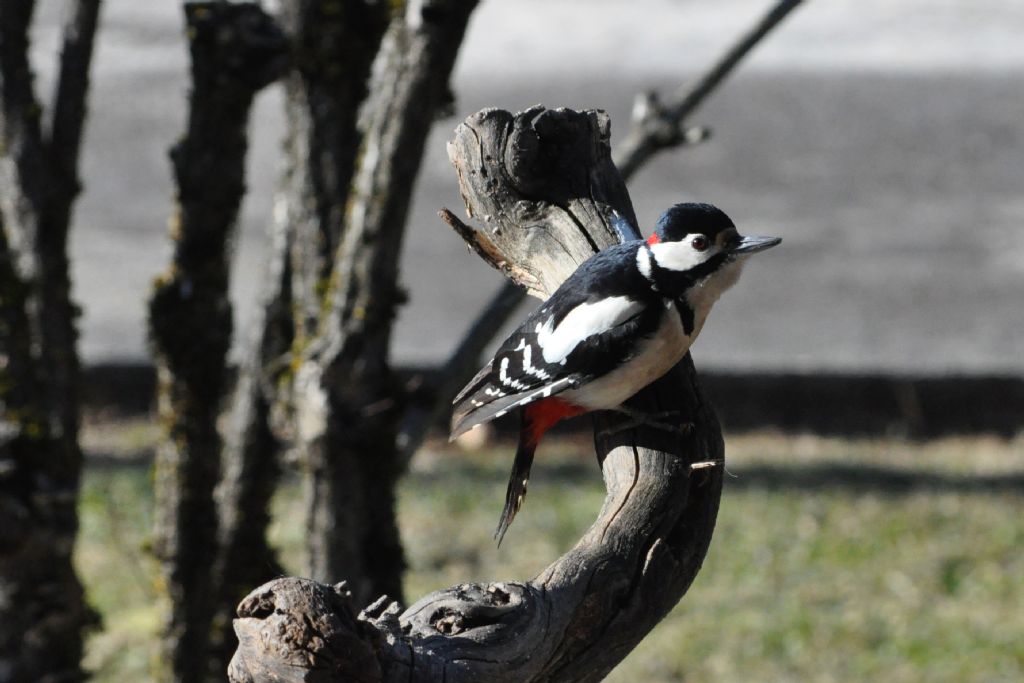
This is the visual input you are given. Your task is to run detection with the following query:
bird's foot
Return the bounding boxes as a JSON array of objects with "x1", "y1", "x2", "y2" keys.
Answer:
[{"x1": 597, "y1": 408, "x2": 693, "y2": 438}]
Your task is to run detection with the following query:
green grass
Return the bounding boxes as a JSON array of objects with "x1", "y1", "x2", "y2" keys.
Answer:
[
  {"x1": 77, "y1": 429, "x2": 1024, "y2": 681},
  {"x1": 78, "y1": 464, "x2": 163, "y2": 679}
]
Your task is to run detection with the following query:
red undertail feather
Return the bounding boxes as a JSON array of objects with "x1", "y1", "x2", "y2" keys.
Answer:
[{"x1": 524, "y1": 397, "x2": 588, "y2": 446}]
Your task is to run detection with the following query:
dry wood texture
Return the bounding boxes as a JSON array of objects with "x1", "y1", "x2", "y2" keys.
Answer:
[
  {"x1": 0, "y1": 0, "x2": 101, "y2": 678},
  {"x1": 230, "y1": 106, "x2": 725, "y2": 682},
  {"x1": 291, "y1": 0, "x2": 477, "y2": 606},
  {"x1": 147, "y1": 4, "x2": 287, "y2": 680}
]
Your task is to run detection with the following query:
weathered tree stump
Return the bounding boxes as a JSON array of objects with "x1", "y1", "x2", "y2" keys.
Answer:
[{"x1": 229, "y1": 106, "x2": 724, "y2": 682}]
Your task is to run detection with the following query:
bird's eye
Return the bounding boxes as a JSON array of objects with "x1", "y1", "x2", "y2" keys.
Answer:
[{"x1": 691, "y1": 235, "x2": 709, "y2": 251}]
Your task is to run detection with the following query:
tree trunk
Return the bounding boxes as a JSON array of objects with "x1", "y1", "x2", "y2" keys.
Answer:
[
  {"x1": 212, "y1": 0, "x2": 477, "y2": 664},
  {"x1": 229, "y1": 106, "x2": 725, "y2": 683},
  {"x1": 210, "y1": 0, "x2": 392, "y2": 669},
  {"x1": 147, "y1": 4, "x2": 286, "y2": 680},
  {"x1": 291, "y1": 0, "x2": 478, "y2": 605},
  {"x1": 276, "y1": 0, "x2": 390, "y2": 353},
  {"x1": 0, "y1": 1, "x2": 101, "y2": 679},
  {"x1": 210, "y1": 198, "x2": 292, "y2": 676},
  {"x1": 0, "y1": 216, "x2": 94, "y2": 682}
]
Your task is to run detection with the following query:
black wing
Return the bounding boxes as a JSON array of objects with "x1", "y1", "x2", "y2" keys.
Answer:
[{"x1": 451, "y1": 242, "x2": 660, "y2": 437}]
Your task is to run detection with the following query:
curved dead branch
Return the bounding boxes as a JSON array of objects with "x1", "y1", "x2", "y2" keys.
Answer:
[{"x1": 230, "y1": 107, "x2": 724, "y2": 682}]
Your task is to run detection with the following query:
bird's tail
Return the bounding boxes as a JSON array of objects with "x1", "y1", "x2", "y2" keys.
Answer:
[
  {"x1": 494, "y1": 414, "x2": 539, "y2": 547},
  {"x1": 493, "y1": 398, "x2": 587, "y2": 546}
]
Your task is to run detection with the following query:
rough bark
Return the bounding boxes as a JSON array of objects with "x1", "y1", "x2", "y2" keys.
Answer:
[
  {"x1": 0, "y1": 0, "x2": 96, "y2": 463},
  {"x1": 277, "y1": 0, "x2": 390, "y2": 352},
  {"x1": 213, "y1": 0, "x2": 474, "y2": 663},
  {"x1": 36, "y1": 0, "x2": 101, "y2": 457},
  {"x1": 211, "y1": 0, "x2": 394, "y2": 666},
  {"x1": 211, "y1": 198, "x2": 292, "y2": 676},
  {"x1": 0, "y1": 1, "x2": 101, "y2": 679},
  {"x1": 0, "y1": 216, "x2": 95, "y2": 683},
  {"x1": 270, "y1": 0, "x2": 390, "y2": 595},
  {"x1": 147, "y1": 4, "x2": 286, "y2": 680},
  {"x1": 230, "y1": 106, "x2": 725, "y2": 682},
  {"x1": 293, "y1": 0, "x2": 478, "y2": 606},
  {"x1": 0, "y1": 0, "x2": 53, "y2": 369}
]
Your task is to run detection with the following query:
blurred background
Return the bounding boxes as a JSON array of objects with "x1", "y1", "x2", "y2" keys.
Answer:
[
  {"x1": 26, "y1": 0, "x2": 1024, "y2": 680},
  {"x1": 33, "y1": 0, "x2": 1023, "y2": 373}
]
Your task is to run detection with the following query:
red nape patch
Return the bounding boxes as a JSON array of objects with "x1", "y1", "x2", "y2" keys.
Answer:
[
  {"x1": 646, "y1": 233, "x2": 661, "y2": 245},
  {"x1": 524, "y1": 398, "x2": 588, "y2": 447}
]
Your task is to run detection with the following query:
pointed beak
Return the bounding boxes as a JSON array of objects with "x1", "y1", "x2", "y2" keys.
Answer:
[{"x1": 732, "y1": 235, "x2": 782, "y2": 255}]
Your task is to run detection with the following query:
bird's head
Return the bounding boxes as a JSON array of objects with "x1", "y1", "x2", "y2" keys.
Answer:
[{"x1": 640, "y1": 202, "x2": 781, "y2": 302}]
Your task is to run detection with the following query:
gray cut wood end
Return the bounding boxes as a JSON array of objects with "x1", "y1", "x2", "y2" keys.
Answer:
[{"x1": 229, "y1": 106, "x2": 725, "y2": 683}]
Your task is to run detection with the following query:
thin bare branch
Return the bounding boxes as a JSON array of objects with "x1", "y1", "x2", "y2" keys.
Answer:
[
  {"x1": 614, "y1": 0, "x2": 804, "y2": 177},
  {"x1": 46, "y1": 0, "x2": 101, "y2": 198},
  {"x1": 0, "y1": 0, "x2": 48, "y2": 280},
  {"x1": 396, "y1": 275, "x2": 524, "y2": 464}
]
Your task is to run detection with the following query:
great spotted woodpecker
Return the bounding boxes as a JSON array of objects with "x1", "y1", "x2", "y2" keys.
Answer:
[{"x1": 451, "y1": 202, "x2": 780, "y2": 544}]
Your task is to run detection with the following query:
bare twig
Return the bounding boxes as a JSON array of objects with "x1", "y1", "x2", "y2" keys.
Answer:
[
  {"x1": 0, "y1": 0, "x2": 49, "y2": 281},
  {"x1": 396, "y1": 274, "x2": 524, "y2": 463},
  {"x1": 614, "y1": 0, "x2": 804, "y2": 177},
  {"x1": 211, "y1": 200, "x2": 291, "y2": 676},
  {"x1": 46, "y1": 0, "x2": 101, "y2": 196},
  {"x1": 439, "y1": 206, "x2": 511, "y2": 273},
  {"x1": 276, "y1": 0, "x2": 391, "y2": 349},
  {"x1": 35, "y1": 0, "x2": 103, "y2": 478}
]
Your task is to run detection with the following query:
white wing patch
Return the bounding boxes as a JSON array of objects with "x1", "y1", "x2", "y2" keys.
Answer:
[
  {"x1": 535, "y1": 296, "x2": 644, "y2": 364},
  {"x1": 521, "y1": 344, "x2": 551, "y2": 380},
  {"x1": 492, "y1": 376, "x2": 576, "y2": 419},
  {"x1": 499, "y1": 357, "x2": 530, "y2": 391},
  {"x1": 648, "y1": 235, "x2": 717, "y2": 273},
  {"x1": 561, "y1": 303, "x2": 690, "y2": 410}
]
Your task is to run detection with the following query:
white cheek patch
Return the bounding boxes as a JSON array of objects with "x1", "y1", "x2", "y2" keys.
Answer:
[
  {"x1": 649, "y1": 235, "x2": 716, "y2": 272},
  {"x1": 536, "y1": 296, "x2": 643, "y2": 364}
]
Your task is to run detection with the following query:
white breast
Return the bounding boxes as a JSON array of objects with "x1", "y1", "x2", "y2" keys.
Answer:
[
  {"x1": 562, "y1": 301, "x2": 692, "y2": 410},
  {"x1": 686, "y1": 260, "x2": 744, "y2": 325}
]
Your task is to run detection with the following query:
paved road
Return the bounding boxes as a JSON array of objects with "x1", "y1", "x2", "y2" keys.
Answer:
[{"x1": 28, "y1": 0, "x2": 1024, "y2": 373}]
